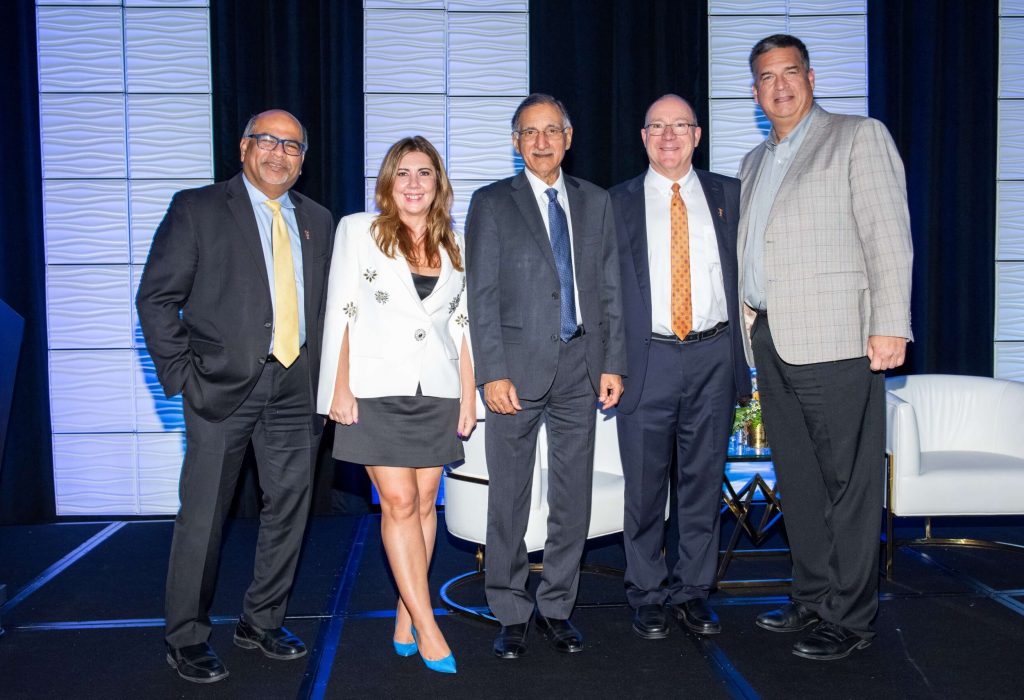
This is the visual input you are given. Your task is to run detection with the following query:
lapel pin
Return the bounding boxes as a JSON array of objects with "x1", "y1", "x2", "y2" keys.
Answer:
[
  {"x1": 717, "y1": 207, "x2": 724, "y2": 220},
  {"x1": 304, "y1": 229, "x2": 310, "y2": 240}
]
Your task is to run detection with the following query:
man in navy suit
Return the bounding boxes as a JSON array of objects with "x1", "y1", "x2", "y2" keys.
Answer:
[
  {"x1": 609, "y1": 94, "x2": 750, "y2": 640},
  {"x1": 466, "y1": 93, "x2": 626, "y2": 658}
]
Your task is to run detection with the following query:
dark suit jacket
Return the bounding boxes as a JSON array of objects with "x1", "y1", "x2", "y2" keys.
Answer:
[
  {"x1": 466, "y1": 170, "x2": 627, "y2": 400},
  {"x1": 136, "y1": 173, "x2": 334, "y2": 428},
  {"x1": 609, "y1": 169, "x2": 751, "y2": 415}
]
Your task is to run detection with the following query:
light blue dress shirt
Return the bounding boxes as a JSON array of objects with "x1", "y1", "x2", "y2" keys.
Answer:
[
  {"x1": 742, "y1": 106, "x2": 817, "y2": 311},
  {"x1": 242, "y1": 174, "x2": 306, "y2": 351}
]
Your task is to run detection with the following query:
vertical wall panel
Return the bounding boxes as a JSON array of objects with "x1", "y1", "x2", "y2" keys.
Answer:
[
  {"x1": 998, "y1": 5, "x2": 1024, "y2": 378},
  {"x1": 708, "y1": 2, "x2": 867, "y2": 176},
  {"x1": 38, "y1": 2, "x2": 211, "y2": 515}
]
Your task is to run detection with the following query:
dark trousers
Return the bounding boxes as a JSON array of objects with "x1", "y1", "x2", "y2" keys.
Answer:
[
  {"x1": 751, "y1": 314, "x2": 884, "y2": 638},
  {"x1": 164, "y1": 349, "x2": 316, "y2": 649},
  {"x1": 484, "y1": 337, "x2": 595, "y2": 625},
  {"x1": 616, "y1": 330, "x2": 734, "y2": 608}
]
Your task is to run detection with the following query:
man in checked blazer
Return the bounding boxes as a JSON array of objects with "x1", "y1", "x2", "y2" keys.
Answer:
[
  {"x1": 466, "y1": 93, "x2": 627, "y2": 658},
  {"x1": 737, "y1": 35, "x2": 913, "y2": 660}
]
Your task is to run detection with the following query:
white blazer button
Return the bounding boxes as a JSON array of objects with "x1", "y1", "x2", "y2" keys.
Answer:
[{"x1": 414, "y1": 329, "x2": 427, "y2": 341}]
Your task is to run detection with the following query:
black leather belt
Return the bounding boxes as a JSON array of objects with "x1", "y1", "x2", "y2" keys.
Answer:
[{"x1": 651, "y1": 321, "x2": 728, "y2": 344}]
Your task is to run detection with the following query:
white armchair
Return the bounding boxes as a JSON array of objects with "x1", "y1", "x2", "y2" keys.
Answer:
[
  {"x1": 884, "y1": 374, "x2": 1024, "y2": 577},
  {"x1": 442, "y1": 409, "x2": 626, "y2": 619}
]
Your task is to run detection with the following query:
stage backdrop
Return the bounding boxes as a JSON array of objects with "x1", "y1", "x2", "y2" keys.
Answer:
[{"x1": 13, "y1": 0, "x2": 1017, "y2": 518}]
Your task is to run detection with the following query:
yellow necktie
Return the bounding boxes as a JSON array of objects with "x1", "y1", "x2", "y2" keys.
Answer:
[
  {"x1": 670, "y1": 183, "x2": 692, "y2": 339},
  {"x1": 264, "y1": 199, "x2": 300, "y2": 368}
]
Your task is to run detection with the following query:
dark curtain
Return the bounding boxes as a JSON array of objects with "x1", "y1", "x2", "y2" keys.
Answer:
[
  {"x1": 211, "y1": 0, "x2": 364, "y2": 219},
  {"x1": 0, "y1": 1, "x2": 55, "y2": 523},
  {"x1": 211, "y1": 0, "x2": 367, "y2": 514},
  {"x1": 869, "y1": 0, "x2": 998, "y2": 376},
  {"x1": 528, "y1": 0, "x2": 709, "y2": 189}
]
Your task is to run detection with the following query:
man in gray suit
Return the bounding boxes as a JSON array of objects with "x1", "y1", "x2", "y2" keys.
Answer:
[
  {"x1": 466, "y1": 93, "x2": 627, "y2": 658},
  {"x1": 737, "y1": 35, "x2": 913, "y2": 660}
]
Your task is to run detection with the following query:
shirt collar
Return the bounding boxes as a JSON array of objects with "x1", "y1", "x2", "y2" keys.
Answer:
[
  {"x1": 644, "y1": 164, "x2": 696, "y2": 195},
  {"x1": 242, "y1": 173, "x2": 295, "y2": 210},
  {"x1": 523, "y1": 167, "x2": 566, "y2": 203},
  {"x1": 766, "y1": 103, "x2": 817, "y2": 152}
]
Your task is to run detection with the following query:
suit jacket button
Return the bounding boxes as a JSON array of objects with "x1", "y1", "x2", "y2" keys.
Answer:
[
  {"x1": 414, "y1": 329, "x2": 427, "y2": 341},
  {"x1": 259, "y1": 358, "x2": 266, "y2": 365},
  {"x1": 551, "y1": 292, "x2": 559, "y2": 299},
  {"x1": 551, "y1": 334, "x2": 558, "y2": 342},
  {"x1": 264, "y1": 322, "x2": 272, "y2": 328}
]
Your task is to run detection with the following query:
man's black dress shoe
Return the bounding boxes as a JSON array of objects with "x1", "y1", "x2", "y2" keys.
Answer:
[
  {"x1": 756, "y1": 601, "x2": 821, "y2": 633},
  {"x1": 166, "y1": 642, "x2": 229, "y2": 684},
  {"x1": 534, "y1": 614, "x2": 584, "y2": 653},
  {"x1": 632, "y1": 604, "x2": 669, "y2": 639},
  {"x1": 669, "y1": 598, "x2": 721, "y2": 635},
  {"x1": 233, "y1": 616, "x2": 307, "y2": 660},
  {"x1": 493, "y1": 622, "x2": 529, "y2": 659},
  {"x1": 792, "y1": 621, "x2": 872, "y2": 661}
]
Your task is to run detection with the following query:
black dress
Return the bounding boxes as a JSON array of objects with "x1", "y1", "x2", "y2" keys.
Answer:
[{"x1": 331, "y1": 272, "x2": 464, "y2": 467}]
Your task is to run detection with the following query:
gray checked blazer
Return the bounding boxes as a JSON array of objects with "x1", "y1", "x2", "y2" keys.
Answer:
[{"x1": 736, "y1": 104, "x2": 913, "y2": 366}]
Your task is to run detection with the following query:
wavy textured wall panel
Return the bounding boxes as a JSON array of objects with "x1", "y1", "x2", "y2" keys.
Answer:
[
  {"x1": 129, "y1": 179, "x2": 213, "y2": 264},
  {"x1": 39, "y1": 93, "x2": 127, "y2": 179},
  {"x1": 53, "y1": 434, "x2": 137, "y2": 515},
  {"x1": 709, "y1": 16, "x2": 788, "y2": 98},
  {"x1": 364, "y1": 10, "x2": 446, "y2": 94},
  {"x1": 998, "y1": 182, "x2": 1024, "y2": 260},
  {"x1": 49, "y1": 350, "x2": 136, "y2": 433},
  {"x1": 999, "y1": 100, "x2": 1024, "y2": 180},
  {"x1": 449, "y1": 0, "x2": 527, "y2": 10},
  {"x1": 448, "y1": 13, "x2": 529, "y2": 96},
  {"x1": 128, "y1": 94, "x2": 214, "y2": 179},
  {"x1": 133, "y1": 349, "x2": 184, "y2": 433},
  {"x1": 448, "y1": 97, "x2": 523, "y2": 180},
  {"x1": 451, "y1": 179, "x2": 493, "y2": 233},
  {"x1": 788, "y1": 16, "x2": 866, "y2": 96},
  {"x1": 790, "y1": 0, "x2": 865, "y2": 14},
  {"x1": 365, "y1": 94, "x2": 447, "y2": 177},
  {"x1": 125, "y1": 8, "x2": 210, "y2": 94},
  {"x1": 36, "y1": 6, "x2": 124, "y2": 93},
  {"x1": 43, "y1": 180, "x2": 130, "y2": 265},
  {"x1": 996, "y1": 262, "x2": 1024, "y2": 339},
  {"x1": 1002, "y1": 18, "x2": 1024, "y2": 98},
  {"x1": 709, "y1": 99, "x2": 770, "y2": 177},
  {"x1": 996, "y1": 342, "x2": 1024, "y2": 380},
  {"x1": 137, "y1": 434, "x2": 184, "y2": 514},
  {"x1": 46, "y1": 266, "x2": 133, "y2": 350}
]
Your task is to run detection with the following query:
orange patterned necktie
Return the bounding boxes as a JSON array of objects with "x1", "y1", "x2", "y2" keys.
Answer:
[{"x1": 670, "y1": 182, "x2": 692, "y2": 338}]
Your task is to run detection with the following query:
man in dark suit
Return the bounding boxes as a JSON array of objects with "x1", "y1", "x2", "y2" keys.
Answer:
[
  {"x1": 466, "y1": 93, "x2": 627, "y2": 658},
  {"x1": 137, "y1": 109, "x2": 333, "y2": 684},
  {"x1": 610, "y1": 95, "x2": 751, "y2": 640}
]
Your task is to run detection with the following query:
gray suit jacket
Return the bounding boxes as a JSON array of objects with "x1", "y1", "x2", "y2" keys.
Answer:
[
  {"x1": 737, "y1": 105, "x2": 913, "y2": 366},
  {"x1": 466, "y1": 170, "x2": 627, "y2": 400}
]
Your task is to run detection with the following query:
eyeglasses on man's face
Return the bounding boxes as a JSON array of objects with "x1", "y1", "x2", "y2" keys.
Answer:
[
  {"x1": 644, "y1": 121, "x2": 698, "y2": 135},
  {"x1": 246, "y1": 133, "x2": 308, "y2": 156},
  {"x1": 514, "y1": 125, "x2": 569, "y2": 141}
]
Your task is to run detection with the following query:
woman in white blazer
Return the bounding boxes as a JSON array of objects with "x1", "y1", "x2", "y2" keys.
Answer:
[{"x1": 318, "y1": 137, "x2": 475, "y2": 674}]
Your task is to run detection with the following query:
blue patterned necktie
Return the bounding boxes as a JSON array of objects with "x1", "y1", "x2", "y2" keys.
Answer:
[{"x1": 545, "y1": 187, "x2": 578, "y2": 342}]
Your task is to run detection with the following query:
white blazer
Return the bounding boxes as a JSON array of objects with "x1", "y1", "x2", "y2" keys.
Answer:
[{"x1": 317, "y1": 212, "x2": 471, "y2": 413}]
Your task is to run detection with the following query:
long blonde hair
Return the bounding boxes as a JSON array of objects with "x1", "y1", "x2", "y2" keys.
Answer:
[{"x1": 372, "y1": 136, "x2": 462, "y2": 271}]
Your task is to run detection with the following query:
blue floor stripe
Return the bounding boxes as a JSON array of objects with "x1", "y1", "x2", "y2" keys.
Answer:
[
  {"x1": 910, "y1": 549, "x2": 1024, "y2": 617},
  {"x1": 297, "y1": 515, "x2": 370, "y2": 700},
  {"x1": 691, "y1": 635, "x2": 761, "y2": 700},
  {"x1": 1, "y1": 521, "x2": 125, "y2": 615}
]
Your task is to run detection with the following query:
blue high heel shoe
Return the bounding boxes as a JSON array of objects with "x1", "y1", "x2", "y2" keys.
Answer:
[
  {"x1": 412, "y1": 628, "x2": 457, "y2": 674},
  {"x1": 393, "y1": 625, "x2": 417, "y2": 657}
]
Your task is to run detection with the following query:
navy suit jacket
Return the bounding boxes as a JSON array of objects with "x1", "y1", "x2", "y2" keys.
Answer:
[
  {"x1": 466, "y1": 170, "x2": 627, "y2": 400},
  {"x1": 609, "y1": 169, "x2": 751, "y2": 415}
]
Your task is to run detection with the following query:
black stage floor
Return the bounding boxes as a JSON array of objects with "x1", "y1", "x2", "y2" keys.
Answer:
[{"x1": 1, "y1": 512, "x2": 1023, "y2": 699}]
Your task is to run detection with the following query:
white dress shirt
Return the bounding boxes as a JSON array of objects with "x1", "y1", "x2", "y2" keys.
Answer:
[
  {"x1": 644, "y1": 166, "x2": 727, "y2": 335},
  {"x1": 523, "y1": 167, "x2": 582, "y2": 325}
]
